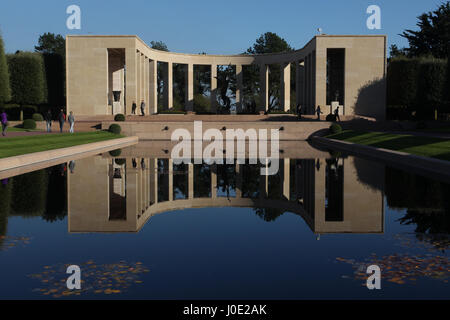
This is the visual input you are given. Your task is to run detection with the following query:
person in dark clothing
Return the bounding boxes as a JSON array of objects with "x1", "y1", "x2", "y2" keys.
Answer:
[
  {"x1": 296, "y1": 104, "x2": 302, "y2": 120},
  {"x1": 140, "y1": 100, "x2": 145, "y2": 116},
  {"x1": 316, "y1": 106, "x2": 323, "y2": 120},
  {"x1": 131, "y1": 101, "x2": 137, "y2": 115},
  {"x1": 58, "y1": 109, "x2": 66, "y2": 132},
  {"x1": 1, "y1": 109, "x2": 8, "y2": 136},
  {"x1": 45, "y1": 109, "x2": 52, "y2": 132},
  {"x1": 334, "y1": 106, "x2": 341, "y2": 122}
]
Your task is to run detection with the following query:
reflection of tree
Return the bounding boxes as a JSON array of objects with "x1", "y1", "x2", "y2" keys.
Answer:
[
  {"x1": 352, "y1": 157, "x2": 384, "y2": 192},
  {"x1": 11, "y1": 169, "x2": 49, "y2": 217},
  {"x1": 241, "y1": 163, "x2": 260, "y2": 198},
  {"x1": 42, "y1": 165, "x2": 67, "y2": 222},
  {"x1": 194, "y1": 164, "x2": 211, "y2": 198},
  {"x1": 268, "y1": 159, "x2": 283, "y2": 200},
  {"x1": 399, "y1": 209, "x2": 450, "y2": 234},
  {"x1": 254, "y1": 207, "x2": 286, "y2": 222},
  {"x1": 216, "y1": 164, "x2": 236, "y2": 198},
  {"x1": 0, "y1": 180, "x2": 12, "y2": 249},
  {"x1": 173, "y1": 163, "x2": 188, "y2": 199}
]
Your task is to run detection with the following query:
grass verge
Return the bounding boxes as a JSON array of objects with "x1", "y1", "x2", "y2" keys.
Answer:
[
  {"x1": 326, "y1": 130, "x2": 450, "y2": 161},
  {"x1": 0, "y1": 131, "x2": 124, "y2": 158}
]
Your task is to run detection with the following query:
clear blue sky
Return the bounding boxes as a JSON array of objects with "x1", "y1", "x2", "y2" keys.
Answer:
[{"x1": 0, "y1": 0, "x2": 444, "y2": 55}]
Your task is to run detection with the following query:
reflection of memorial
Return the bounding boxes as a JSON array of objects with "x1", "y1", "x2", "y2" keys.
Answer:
[{"x1": 68, "y1": 148, "x2": 384, "y2": 234}]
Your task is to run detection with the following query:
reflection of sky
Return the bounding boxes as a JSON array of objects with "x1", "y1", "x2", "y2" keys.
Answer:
[{"x1": 0, "y1": 199, "x2": 448, "y2": 299}]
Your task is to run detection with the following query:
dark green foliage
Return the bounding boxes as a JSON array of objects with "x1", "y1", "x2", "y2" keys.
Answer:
[
  {"x1": 7, "y1": 52, "x2": 47, "y2": 106},
  {"x1": 23, "y1": 118, "x2": 36, "y2": 129},
  {"x1": 325, "y1": 114, "x2": 336, "y2": 122},
  {"x1": 42, "y1": 165, "x2": 67, "y2": 222},
  {"x1": 109, "y1": 149, "x2": 122, "y2": 157},
  {"x1": 401, "y1": 2, "x2": 450, "y2": 59},
  {"x1": 4, "y1": 104, "x2": 37, "y2": 120},
  {"x1": 32, "y1": 113, "x2": 44, "y2": 121},
  {"x1": 11, "y1": 170, "x2": 48, "y2": 216},
  {"x1": 114, "y1": 158, "x2": 126, "y2": 166},
  {"x1": 0, "y1": 35, "x2": 11, "y2": 105},
  {"x1": 150, "y1": 41, "x2": 169, "y2": 52},
  {"x1": 193, "y1": 94, "x2": 210, "y2": 113},
  {"x1": 0, "y1": 179, "x2": 12, "y2": 236},
  {"x1": 330, "y1": 123, "x2": 342, "y2": 134},
  {"x1": 42, "y1": 53, "x2": 65, "y2": 108},
  {"x1": 108, "y1": 124, "x2": 121, "y2": 134},
  {"x1": 35, "y1": 33, "x2": 65, "y2": 57},
  {"x1": 416, "y1": 59, "x2": 447, "y2": 118},
  {"x1": 114, "y1": 113, "x2": 125, "y2": 121},
  {"x1": 387, "y1": 58, "x2": 420, "y2": 108}
]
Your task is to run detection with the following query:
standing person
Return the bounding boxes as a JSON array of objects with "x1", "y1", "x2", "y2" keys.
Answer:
[
  {"x1": 45, "y1": 109, "x2": 52, "y2": 132},
  {"x1": 58, "y1": 108, "x2": 66, "y2": 133},
  {"x1": 131, "y1": 101, "x2": 137, "y2": 115},
  {"x1": 316, "y1": 105, "x2": 322, "y2": 121},
  {"x1": 296, "y1": 104, "x2": 302, "y2": 120},
  {"x1": 69, "y1": 160, "x2": 76, "y2": 173},
  {"x1": 334, "y1": 106, "x2": 341, "y2": 122},
  {"x1": 1, "y1": 109, "x2": 8, "y2": 136},
  {"x1": 140, "y1": 100, "x2": 145, "y2": 116},
  {"x1": 68, "y1": 111, "x2": 75, "y2": 133}
]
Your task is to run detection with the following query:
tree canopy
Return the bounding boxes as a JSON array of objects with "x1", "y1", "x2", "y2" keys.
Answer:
[
  {"x1": 35, "y1": 32, "x2": 65, "y2": 57},
  {"x1": 0, "y1": 35, "x2": 11, "y2": 105}
]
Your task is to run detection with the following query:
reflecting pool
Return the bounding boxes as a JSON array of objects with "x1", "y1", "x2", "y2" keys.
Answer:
[{"x1": 0, "y1": 141, "x2": 449, "y2": 299}]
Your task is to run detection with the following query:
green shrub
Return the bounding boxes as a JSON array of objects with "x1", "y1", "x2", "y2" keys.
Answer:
[
  {"x1": 32, "y1": 113, "x2": 44, "y2": 121},
  {"x1": 416, "y1": 59, "x2": 447, "y2": 118},
  {"x1": 114, "y1": 113, "x2": 125, "y2": 121},
  {"x1": 22, "y1": 119, "x2": 36, "y2": 129},
  {"x1": 108, "y1": 123, "x2": 121, "y2": 134},
  {"x1": 4, "y1": 104, "x2": 37, "y2": 120},
  {"x1": 387, "y1": 58, "x2": 420, "y2": 108},
  {"x1": 329, "y1": 123, "x2": 342, "y2": 134},
  {"x1": 0, "y1": 36, "x2": 11, "y2": 105},
  {"x1": 326, "y1": 114, "x2": 336, "y2": 122},
  {"x1": 109, "y1": 149, "x2": 122, "y2": 157},
  {"x1": 114, "y1": 158, "x2": 126, "y2": 166}
]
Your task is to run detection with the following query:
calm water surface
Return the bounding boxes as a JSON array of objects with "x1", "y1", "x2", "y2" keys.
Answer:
[{"x1": 0, "y1": 142, "x2": 449, "y2": 299}]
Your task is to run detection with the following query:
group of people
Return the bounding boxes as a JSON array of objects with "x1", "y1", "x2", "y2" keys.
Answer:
[
  {"x1": 0, "y1": 108, "x2": 75, "y2": 137},
  {"x1": 46, "y1": 109, "x2": 75, "y2": 133},
  {"x1": 296, "y1": 104, "x2": 341, "y2": 122},
  {"x1": 131, "y1": 100, "x2": 146, "y2": 116}
]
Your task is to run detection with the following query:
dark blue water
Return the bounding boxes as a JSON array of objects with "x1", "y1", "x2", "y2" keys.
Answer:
[{"x1": 0, "y1": 151, "x2": 448, "y2": 299}]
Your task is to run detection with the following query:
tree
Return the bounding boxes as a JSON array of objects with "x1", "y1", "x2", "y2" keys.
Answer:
[
  {"x1": 401, "y1": 2, "x2": 450, "y2": 59},
  {"x1": 150, "y1": 41, "x2": 169, "y2": 52},
  {"x1": 0, "y1": 35, "x2": 11, "y2": 107},
  {"x1": 35, "y1": 33, "x2": 65, "y2": 57},
  {"x1": 7, "y1": 52, "x2": 47, "y2": 120},
  {"x1": 245, "y1": 32, "x2": 294, "y2": 111}
]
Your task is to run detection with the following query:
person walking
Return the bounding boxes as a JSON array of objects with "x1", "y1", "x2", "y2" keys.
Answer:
[
  {"x1": 45, "y1": 109, "x2": 52, "y2": 132},
  {"x1": 58, "y1": 108, "x2": 66, "y2": 133},
  {"x1": 316, "y1": 105, "x2": 323, "y2": 121},
  {"x1": 68, "y1": 111, "x2": 75, "y2": 133},
  {"x1": 334, "y1": 106, "x2": 341, "y2": 122},
  {"x1": 131, "y1": 101, "x2": 137, "y2": 115},
  {"x1": 296, "y1": 104, "x2": 302, "y2": 120},
  {"x1": 1, "y1": 109, "x2": 8, "y2": 136},
  {"x1": 140, "y1": 100, "x2": 146, "y2": 116}
]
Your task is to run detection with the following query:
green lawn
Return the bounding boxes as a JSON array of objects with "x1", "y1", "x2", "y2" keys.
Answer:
[
  {"x1": 326, "y1": 130, "x2": 450, "y2": 161},
  {"x1": 6, "y1": 127, "x2": 40, "y2": 132},
  {"x1": 0, "y1": 131, "x2": 124, "y2": 158}
]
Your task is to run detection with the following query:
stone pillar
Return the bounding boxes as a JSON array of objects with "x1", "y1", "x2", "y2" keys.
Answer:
[
  {"x1": 236, "y1": 64, "x2": 243, "y2": 113},
  {"x1": 281, "y1": 63, "x2": 291, "y2": 112},
  {"x1": 283, "y1": 158, "x2": 290, "y2": 200},
  {"x1": 188, "y1": 163, "x2": 194, "y2": 199},
  {"x1": 136, "y1": 52, "x2": 141, "y2": 105},
  {"x1": 312, "y1": 50, "x2": 317, "y2": 111},
  {"x1": 296, "y1": 61, "x2": 305, "y2": 109},
  {"x1": 259, "y1": 64, "x2": 269, "y2": 112},
  {"x1": 185, "y1": 63, "x2": 194, "y2": 111},
  {"x1": 210, "y1": 64, "x2": 217, "y2": 113},
  {"x1": 125, "y1": 48, "x2": 137, "y2": 115},
  {"x1": 163, "y1": 62, "x2": 173, "y2": 110},
  {"x1": 144, "y1": 57, "x2": 149, "y2": 115},
  {"x1": 149, "y1": 60, "x2": 158, "y2": 114}
]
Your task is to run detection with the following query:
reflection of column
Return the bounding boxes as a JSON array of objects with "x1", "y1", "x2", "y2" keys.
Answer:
[
  {"x1": 149, "y1": 158, "x2": 158, "y2": 204},
  {"x1": 283, "y1": 158, "x2": 290, "y2": 200},
  {"x1": 188, "y1": 163, "x2": 194, "y2": 199},
  {"x1": 259, "y1": 64, "x2": 269, "y2": 111},
  {"x1": 125, "y1": 48, "x2": 137, "y2": 114},
  {"x1": 211, "y1": 164, "x2": 217, "y2": 199},
  {"x1": 185, "y1": 64, "x2": 194, "y2": 111},
  {"x1": 168, "y1": 159, "x2": 173, "y2": 201},
  {"x1": 314, "y1": 158, "x2": 326, "y2": 224},
  {"x1": 281, "y1": 63, "x2": 291, "y2": 111},
  {"x1": 236, "y1": 64, "x2": 243, "y2": 113},
  {"x1": 149, "y1": 60, "x2": 158, "y2": 114},
  {"x1": 126, "y1": 159, "x2": 139, "y2": 219},
  {"x1": 236, "y1": 163, "x2": 242, "y2": 198},
  {"x1": 210, "y1": 64, "x2": 217, "y2": 113},
  {"x1": 163, "y1": 62, "x2": 173, "y2": 109}
]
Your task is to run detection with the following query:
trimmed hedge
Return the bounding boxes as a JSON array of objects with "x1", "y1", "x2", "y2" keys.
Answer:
[
  {"x1": 3, "y1": 104, "x2": 37, "y2": 120},
  {"x1": 23, "y1": 119, "x2": 36, "y2": 130},
  {"x1": 329, "y1": 123, "x2": 342, "y2": 134},
  {"x1": 325, "y1": 114, "x2": 336, "y2": 122},
  {"x1": 114, "y1": 158, "x2": 126, "y2": 166},
  {"x1": 114, "y1": 113, "x2": 125, "y2": 121},
  {"x1": 32, "y1": 113, "x2": 44, "y2": 121},
  {"x1": 108, "y1": 123, "x2": 121, "y2": 134}
]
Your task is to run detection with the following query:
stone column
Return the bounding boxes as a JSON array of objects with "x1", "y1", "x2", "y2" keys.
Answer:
[
  {"x1": 125, "y1": 48, "x2": 137, "y2": 115},
  {"x1": 144, "y1": 57, "x2": 149, "y2": 115},
  {"x1": 280, "y1": 63, "x2": 291, "y2": 112},
  {"x1": 259, "y1": 64, "x2": 269, "y2": 112},
  {"x1": 185, "y1": 63, "x2": 194, "y2": 111},
  {"x1": 236, "y1": 64, "x2": 243, "y2": 113},
  {"x1": 149, "y1": 60, "x2": 158, "y2": 114},
  {"x1": 210, "y1": 64, "x2": 217, "y2": 113},
  {"x1": 136, "y1": 52, "x2": 141, "y2": 105},
  {"x1": 296, "y1": 61, "x2": 305, "y2": 109}
]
